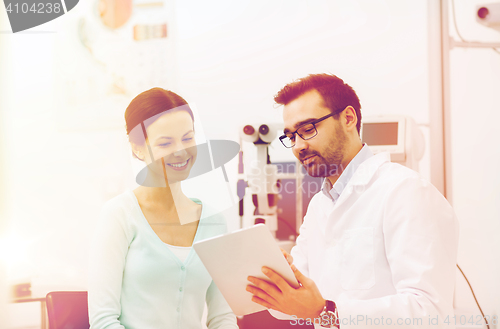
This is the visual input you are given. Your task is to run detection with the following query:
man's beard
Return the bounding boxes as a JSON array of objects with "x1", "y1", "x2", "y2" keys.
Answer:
[{"x1": 299, "y1": 128, "x2": 347, "y2": 178}]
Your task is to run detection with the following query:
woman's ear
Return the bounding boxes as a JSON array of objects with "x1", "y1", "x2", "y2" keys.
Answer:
[{"x1": 131, "y1": 143, "x2": 145, "y2": 161}]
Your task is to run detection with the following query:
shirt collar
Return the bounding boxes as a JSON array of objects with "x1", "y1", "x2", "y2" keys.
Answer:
[{"x1": 321, "y1": 144, "x2": 374, "y2": 201}]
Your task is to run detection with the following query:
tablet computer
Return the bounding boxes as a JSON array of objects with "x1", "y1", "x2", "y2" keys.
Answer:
[{"x1": 193, "y1": 224, "x2": 299, "y2": 316}]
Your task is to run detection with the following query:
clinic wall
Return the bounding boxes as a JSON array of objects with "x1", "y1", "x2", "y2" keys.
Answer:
[
  {"x1": 175, "y1": 0, "x2": 431, "y2": 130},
  {"x1": 174, "y1": 0, "x2": 433, "y2": 184},
  {"x1": 1, "y1": 5, "x2": 11, "y2": 328},
  {"x1": 446, "y1": 0, "x2": 500, "y2": 319}
]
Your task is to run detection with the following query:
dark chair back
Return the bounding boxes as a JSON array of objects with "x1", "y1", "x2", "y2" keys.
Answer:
[{"x1": 46, "y1": 291, "x2": 90, "y2": 329}]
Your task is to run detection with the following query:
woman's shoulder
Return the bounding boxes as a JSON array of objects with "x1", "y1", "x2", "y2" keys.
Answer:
[
  {"x1": 92, "y1": 190, "x2": 138, "y2": 242},
  {"x1": 102, "y1": 190, "x2": 136, "y2": 212},
  {"x1": 99, "y1": 190, "x2": 139, "y2": 226}
]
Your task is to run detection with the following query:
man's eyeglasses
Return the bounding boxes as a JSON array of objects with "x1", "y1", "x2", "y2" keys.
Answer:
[{"x1": 279, "y1": 109, "x2": 344, "y2": 148}]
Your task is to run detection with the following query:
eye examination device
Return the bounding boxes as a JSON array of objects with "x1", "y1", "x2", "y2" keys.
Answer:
[{"x1": 238, "y1": 123, "x2": 281, "y2": 237}]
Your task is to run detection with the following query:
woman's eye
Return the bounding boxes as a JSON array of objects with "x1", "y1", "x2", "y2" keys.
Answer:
[
  {"x1": 159, "y1": 143, "x2": 171, "y2": 147},
  {"x1": 183, "y1": 137, "x2": 194, "y2": 142}
]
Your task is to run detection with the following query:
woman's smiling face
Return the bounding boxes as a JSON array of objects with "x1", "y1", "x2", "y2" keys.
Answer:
[{"x1": 136, "y1": 109, "x2": 197, "y2": 183}]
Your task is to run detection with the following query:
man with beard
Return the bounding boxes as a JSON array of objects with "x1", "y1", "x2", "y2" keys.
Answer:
[{"x1": 246, "y1": 74, "x2": 459, "y2": 328}]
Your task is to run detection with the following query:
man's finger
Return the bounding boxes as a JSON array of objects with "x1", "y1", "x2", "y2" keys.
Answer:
[
  {"x1": 250, "y1": 295, "x2": 280, "y2": 311},
  {"x1": 291, "y1": 264, "x2": 309, "y2": 286},
  {"x1": 246, "y1": 284, "x2": 280, "y2": 308},
  {"x1": 280, "y1": 248, "x2": 293, "y2": 265},
  {"x1": 247, "y1": 276, "x2": 282, "y2": 298},
  {"x1": 262, "y1": 267, "x2": 292, "y2": 293}
]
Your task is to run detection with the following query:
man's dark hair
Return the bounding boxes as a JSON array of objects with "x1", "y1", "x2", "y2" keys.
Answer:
[{"x1": 274, "y1": 73, "x2": 362, "y2": 135}]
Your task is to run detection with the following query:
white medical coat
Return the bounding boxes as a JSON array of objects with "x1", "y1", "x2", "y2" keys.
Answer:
[{"x1": 284, "y1": 152, "x2": 459, "y2": 328}]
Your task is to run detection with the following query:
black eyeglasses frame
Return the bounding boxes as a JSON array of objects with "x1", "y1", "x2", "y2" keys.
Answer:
[{"x1": 279, "y1": 108, "x2": 345, "y2": 148}]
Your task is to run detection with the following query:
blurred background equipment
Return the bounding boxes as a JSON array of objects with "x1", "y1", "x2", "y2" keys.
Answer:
[
  {"x1": 98, "y1": 0, "x2": 132, "y2": 29},
  {"x1": 476, "y1": 2, "x2": 500, "y2": 31},
  {"x1": 361, "y1": 116, "x2": 425, "y2": 171}
]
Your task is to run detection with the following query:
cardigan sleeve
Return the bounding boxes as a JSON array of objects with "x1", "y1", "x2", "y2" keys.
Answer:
[
  {"x1": 88, "y1": 200, "x2": 133, "y2": 329},
  {"x1": 205, "y1": 280, "x2": 239, "y2": 329},
  {"x1": 202, "y1": 212, "x2": 238, "y2": 329}
]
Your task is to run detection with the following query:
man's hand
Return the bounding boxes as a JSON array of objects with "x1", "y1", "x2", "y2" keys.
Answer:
[{"x1": 246, "y1": 264, "x2": 325, "y2": 319}]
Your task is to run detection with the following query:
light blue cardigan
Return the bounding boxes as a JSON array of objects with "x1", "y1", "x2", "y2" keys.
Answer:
[{"x1": 88, "y1": 190, "x2": 238, "y2": 329}]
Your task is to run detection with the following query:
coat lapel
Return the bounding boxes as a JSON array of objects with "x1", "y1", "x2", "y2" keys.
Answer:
[{"x1": 333, "y1": 152, "x2": 391, "y2": 208}]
